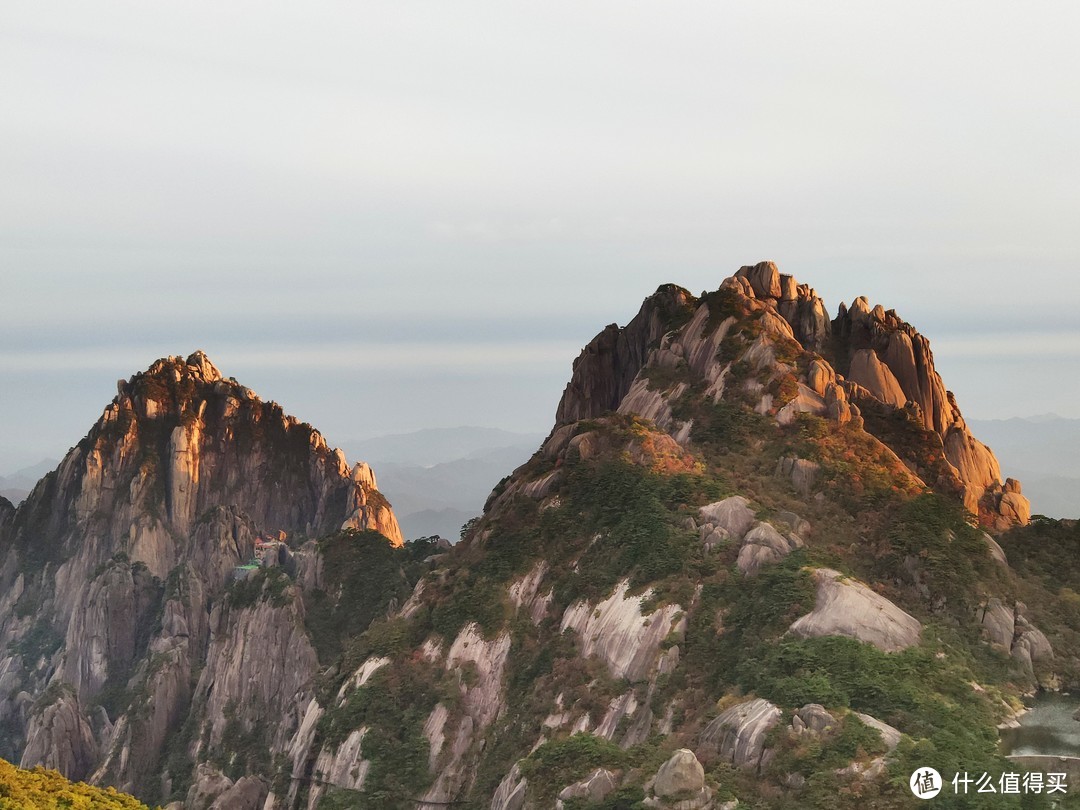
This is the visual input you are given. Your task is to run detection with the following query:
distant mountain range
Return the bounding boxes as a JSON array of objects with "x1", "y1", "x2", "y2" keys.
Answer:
[
  {"x1": 340, "y1": 427, "x2": 545, "y2": 540},
  {"x1": 1, "y1": 266, "x2": 1077, "y2": 810},
  {"x1": 968, "y1": 415, "x2": 1080, "y2": 519},
  {"x1": 0, "y1": 458, "x2": 57, "y2": 504}
]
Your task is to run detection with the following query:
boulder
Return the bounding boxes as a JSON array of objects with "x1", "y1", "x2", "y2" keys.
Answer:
[
  {"x1": 795, "y1": 704, "x2": 835, "y2": 734},
  {"x1": 698, "y1": 496, "x2": 756, "y2": 541},
  {"x1": 697, "y1": 698, "x2": 782, "y2": 770},
  {"x1": 654, "y1": 749, "x2": 705, "y2": 796},
  {"x1": 736, "y1": 261, "x2": 782, "y2": 299},
  {"x1": 789, "y1": 569, "x2": 922, "y2": 652},
  {"x1": 854, "y1": 712, "x2": 902, "y2": 751},
  {"x1": 557, "y1": 767, "x2": 617, "y2": 805},
  {"x1": 977, "y1": 599, "x2": 1015, "y2": 649},
  {"x1": 736, "y1": 523, "x2": 803, "y2": 576}
]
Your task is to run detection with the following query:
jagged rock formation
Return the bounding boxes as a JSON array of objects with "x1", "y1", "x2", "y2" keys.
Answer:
[
  {"x1": 831, "y1": 288, "x2": 1030, "y2": 528},
  {"x1": 0, "y1": 352, "x2": 404, "y2": 804},
  {"x1": 555, "y1": 284, "x2": 696, "y2": 424},
  {"x1": 555, "y1": 260, "x2": 1029, "y2": 531},
  {"x1": 0, "y1": 267, "x2": 1059, "y2": 810},
  {"x1": 977, "y1": 597, "x2": 1055, "y2": 688}
]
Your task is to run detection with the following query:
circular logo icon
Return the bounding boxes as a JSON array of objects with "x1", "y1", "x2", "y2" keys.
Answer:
[{"x1": 910, "y1": 767, "x2": 942, "y2": 799}]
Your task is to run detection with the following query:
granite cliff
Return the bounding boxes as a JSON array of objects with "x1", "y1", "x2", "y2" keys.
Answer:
[
  {"x1": 279, "y1": 263, "x2": 1065, "y2": 810},
  {"x1": 0, "y1": 352, "x2": 403, "y2": 804},
  {"x1": 2, "y1": 268, "x2": 1071, "y2": 810}
]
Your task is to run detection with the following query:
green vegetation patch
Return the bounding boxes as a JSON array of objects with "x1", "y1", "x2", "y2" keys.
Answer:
[
  {"x1": 303, "y1": 530, "x2": 415, "y2": 663},
  {"x1": 226, "y1": 565, "x2": 292, "y2": 611},
  {"x1": 316, "y1": 664, "x2": 438, "y2": 809},
  {"x1": 519, "y1": 734, "x2": 628, "y2": 803}
]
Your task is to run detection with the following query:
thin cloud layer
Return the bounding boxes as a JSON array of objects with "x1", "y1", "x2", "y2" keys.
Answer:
[{"x1": 2, "y1": 2, "x2": 1078, "y2": 468}]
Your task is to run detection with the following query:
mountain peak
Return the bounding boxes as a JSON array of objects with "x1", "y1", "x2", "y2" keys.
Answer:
[{"x1": 554, "y1": 262, "x2": 1029, "y2": 531}]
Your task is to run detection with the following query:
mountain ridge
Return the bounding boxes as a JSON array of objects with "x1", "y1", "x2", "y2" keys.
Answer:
[{"x1": 0, "y1": 267, "x2": 1067, "y2": 810}]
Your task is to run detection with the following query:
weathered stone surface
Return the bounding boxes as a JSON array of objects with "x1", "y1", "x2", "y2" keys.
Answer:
[
  {"x1": 556, "y1": 285, "x2": 696, "y2": 424},
  {"x1": 848, "y1": 349, "x2": 907, "y2": 408},
  {"x1": 1013, "y1": 614, "x2": 1054, "y2": 686},
  {"x1": 795, "y1": 704, "x2": 835, "y2": 734},
  {"x1": 978, "y1": 598, "x2": 1016, "y2": 649},
  {"x1": 20, "y1": 687, "x2": 97, "y2": 780},
  {"x1": 737, "y1": 522, "x2": 803, "y2": 576},
  {"x1": 976, "y1": 599, "x2": 1055, "y2": 687},
  {"x1": 306, "y1": 728, "x2": 370, "y2": 808},
  {"x1": 558, "y1": 767, "x2": 617, "y2": 804},
  {"x1": 698, "y1": 496, "x2": 756, "y2": 542},
  {"x1": 775, "y1": 510, "x2": 812, "y2": 538},
  {"x1": 697, "y1": 698, "x2": 782, "y2": 770},
  {"x1": 521, "y1": 470, "x2": 561, "y2": 499},
  {"x1": 561, "y1": 580, "x2": 683, "y2": 682},
  {"x1": 789, "y1": 569, "x2": 922, "y2": 652},
  {"x1": 854, "y1": 712, "x2": 902, "y2": 751},
  {"x1": 185, "y1": 763, "x2": 233, "y2": 810},
  {"x1": 983, "y1": 533, "x2": 1009, "y2": 566},
  {"x1": 491, "y1": 763, "x2": 528, "y2": 810},
  {"x1": 209, "y1": 776, "x2": 266, "y2": 810},
  {"x1": 418, "y1": 623, "x2": 513, "y2": 806},
  {"x1": 654, "y1": 748, "x2": 706, "y2": 796},
  {"x1": 195, "y1": 590, "x2": 319, "y2": 760},
  {"x1": 618, "y1": 377, "x2": 689, "y2": 439},
  {"x1": 736, "y1": 261, "x2": 782, "y2": 300},
  {"x1": 776, "y1": 457, "x2": 821, "y2": 495}
]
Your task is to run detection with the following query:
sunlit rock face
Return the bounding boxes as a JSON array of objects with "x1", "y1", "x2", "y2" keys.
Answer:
[
  {"x1": 0, "y1": 351, "x2": 402, "y2": 796},
  {"x1": 553, "y1": 262, "x2": 1027, "y2": 531}
]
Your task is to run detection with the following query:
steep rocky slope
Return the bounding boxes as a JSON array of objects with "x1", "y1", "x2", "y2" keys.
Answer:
[
  {"x1": 2, "y1": 267, "x2": 1072, "y2": 810},
  {"x1": 0, "y1": 352, "x2": 404, "y2": 805},
  {"x1": 271, "y1": 263, "x2": 1080, "y2": 810}
]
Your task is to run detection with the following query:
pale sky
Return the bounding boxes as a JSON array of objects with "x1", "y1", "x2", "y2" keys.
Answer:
[{"x1": 2, "y1": 2, "x2": 1079, "y2": 469}]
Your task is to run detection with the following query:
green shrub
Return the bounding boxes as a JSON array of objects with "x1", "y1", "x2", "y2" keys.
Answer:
[{"x1": 520, "y1": 734, "x2": 627, "y2": 802}]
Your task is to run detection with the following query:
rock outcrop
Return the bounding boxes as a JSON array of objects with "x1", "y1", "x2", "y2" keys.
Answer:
[
  {"x1": 556, "y1": 284, "x2": 696, "y2": 424},
  {"x1": 977, "y1": 598, "x2": 1055, "y2": 686},
  {"x1": 736, "y1": 522, "x2": 804, "y2": 576},
  {"x1": 789, "y1": 569, "x2": 922, "y2": 652},
  {"x1": 560, "y1": 580, "x2": 684, "y2": 682},
  {"x1": 556, "y1": 767, "x2": 617, "y2": 808},
  {"x1": 697, "y1": 698, "x2": 782, "y2": 771},
  {"x1": 833, "y1": 296, "x2": 1030, "y2": 527}
]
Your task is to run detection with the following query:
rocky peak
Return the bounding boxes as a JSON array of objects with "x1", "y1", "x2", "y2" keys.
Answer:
[
  {"x1": 0, "y1": 351, "x2": 405, "y2": 793},
  {"x1": 730, "y1": 260, "x2": 832, "y2": 350},
  {"x1": 81, "y1": 350, "x2": 404, "y2": 557},
  {"x1": 555, "y1": 284, "x2": 696, "y2": 424},
  {"x1": 830, "y1": 295, "x2": 1029, "y2": 527},
  {"x1": 551, "y1": 263, "x2": 1028, "y2": 530}
]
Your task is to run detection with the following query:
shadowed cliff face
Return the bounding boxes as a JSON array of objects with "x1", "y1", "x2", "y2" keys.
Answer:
[{"x1": 0, "y1": 352, "x2": 403, "y2": 798}]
